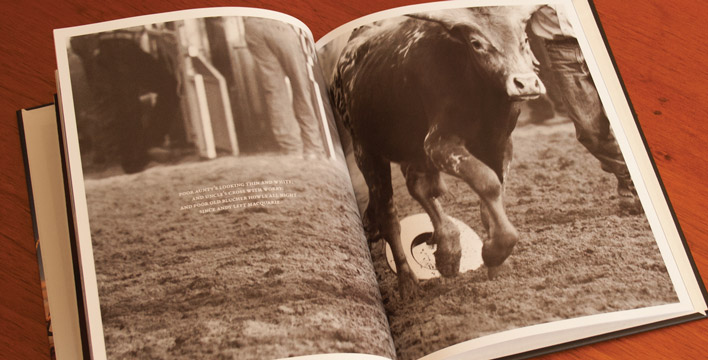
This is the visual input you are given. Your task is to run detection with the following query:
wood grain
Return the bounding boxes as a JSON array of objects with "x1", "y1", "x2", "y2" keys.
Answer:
[{"x1": 1, "y1": 1, "x2": 706, "y2": 359}]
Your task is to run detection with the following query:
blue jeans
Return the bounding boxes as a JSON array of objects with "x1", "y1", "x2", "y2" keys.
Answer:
[
  {"x1": 245, "y1": 18, "x2": 325, "y2": 156},
  {"x1": 545, "y1": 39, "x2": 631, "y2": 182}
]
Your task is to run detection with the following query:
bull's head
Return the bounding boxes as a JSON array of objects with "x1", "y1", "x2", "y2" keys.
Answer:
[{"x1": 408, "y1": 6, "x2": 546, "y2": 101}]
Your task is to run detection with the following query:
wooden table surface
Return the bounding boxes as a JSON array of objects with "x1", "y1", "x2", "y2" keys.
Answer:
[{"x1": 1, "y1": 0, "x2": 706, "y2": 359}]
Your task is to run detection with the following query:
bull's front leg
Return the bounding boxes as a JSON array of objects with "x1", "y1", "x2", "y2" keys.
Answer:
[
  {"x1": 400, "y1": 163, "x2": 461, "y2": 277},
  {"x1": 481, "y1": 139, "x2": 513, "y2": 231},
  {"x1": 424, "y1": 128, "x2": 519, "y2": 279}
]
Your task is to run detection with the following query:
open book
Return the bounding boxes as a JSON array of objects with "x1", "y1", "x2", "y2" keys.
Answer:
[{"x1": 19, "y1": 0, "x2": 708, "y2": 359}]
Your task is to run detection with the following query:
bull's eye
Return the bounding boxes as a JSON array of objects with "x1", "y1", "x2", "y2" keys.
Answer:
[{"x1": 470, "y1": 39, "x2": 484, "y2": 51}]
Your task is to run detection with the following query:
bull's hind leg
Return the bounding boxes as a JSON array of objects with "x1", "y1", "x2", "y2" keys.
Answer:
[
  {"x1": 425, "y1": 132, "x2": 519, "y2": 279},
  {"x1": 400, "y1": 163, "x2": 461, "y2": 277},
  {"x1": 355, "y1": 145, "x2": 419, "y2": 299}
]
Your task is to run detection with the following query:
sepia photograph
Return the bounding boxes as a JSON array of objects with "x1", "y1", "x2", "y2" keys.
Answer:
[
  {"x1": 320, "y1": 3, "x2": 679, "y2": 359},
  {"x1": 63, "y1": 12, "x2": 394, "y2": 359}
]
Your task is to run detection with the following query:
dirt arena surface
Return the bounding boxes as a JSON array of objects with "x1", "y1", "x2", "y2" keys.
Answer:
[
  {"x1": 363, "y1": 121, "x2": 678, "y2": 359},
  {"x1": 85, "y1": 155, "x2": 395, "y2": 359}
]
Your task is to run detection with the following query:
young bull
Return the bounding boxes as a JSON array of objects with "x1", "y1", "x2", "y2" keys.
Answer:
[{"x1": 331, "y1": 6, "x2": 545, "y2": 299}]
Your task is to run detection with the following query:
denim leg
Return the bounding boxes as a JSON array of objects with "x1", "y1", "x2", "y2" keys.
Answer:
[
  {"x1": 545, "y1": 41, "x2": 631, "y2": 182},
  {"x1": 281, "y1": 50, "x2": 325, "y2": 155},
  {"x1": 264, "y1": 24, "x2": 325, "y2": 155},
  {"x1": 245, "y1": 19, "x2": 303, "y2": 154},
  {"x1": 246, "y1": 18, "x2": 325, "y2": 155}
]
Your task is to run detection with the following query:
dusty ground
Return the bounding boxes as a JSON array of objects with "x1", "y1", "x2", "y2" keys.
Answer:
[
  {"x1": 360, "y1": 121, "x2": 678, "y2": 359},
  {"x1": 85, "y1": 155, "x2": 395, "y2": 359},
  {"x1": 84, "y1": 120, "x2": 679, "y2": 360}
]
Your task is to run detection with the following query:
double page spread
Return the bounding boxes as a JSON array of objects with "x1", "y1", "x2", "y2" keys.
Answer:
[{"x1": 19, "y1": 0, "x2": 708, "y2": 359}]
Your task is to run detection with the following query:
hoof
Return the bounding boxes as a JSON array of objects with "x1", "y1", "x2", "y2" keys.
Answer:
[
  {"x1": 481, "y1": 243, "x2": 512, "y2": 268},
  {"x1": 481, "y1": 231, "x2": 518, "y2": 268},
  {"x1": 399, "y1": 275, "x2": 420, "y2": 300},
  {"x1": 434, "y1": 248, "x2": 461, "y2": 278},
  {"x1": 486, "y1": 262, "x2": 511, "y2": 280},
  {"x1": 617, "y1": 177, "x2": 637, "y2": 198},
  {"x1": 397, "y1": 263, "x2": 420, "y2": 300},
  {"x1": 433, "y1": 222, "x2": 461, "y2": 277},
  {"x1": 362, "y1": 210, "x2": 383, "y2": 242},
  {"x1": 618, "y1": 196, "x2": 642, "y2": 215}
]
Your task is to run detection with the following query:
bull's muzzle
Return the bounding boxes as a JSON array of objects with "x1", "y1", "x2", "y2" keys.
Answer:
[{"x1": 506, "y1": 73, "x2": 546, "y2": 100}]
